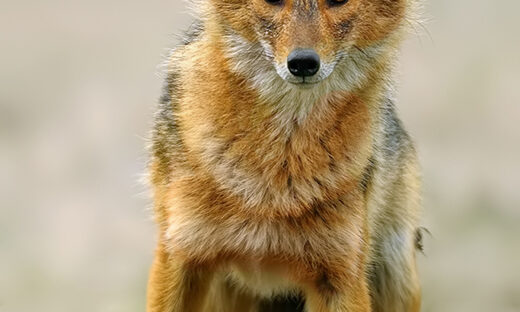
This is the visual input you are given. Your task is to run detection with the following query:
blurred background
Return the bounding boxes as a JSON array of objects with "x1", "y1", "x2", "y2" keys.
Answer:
[{"x1": 1, "y1": 0, "x2": 519, "y2": 311}]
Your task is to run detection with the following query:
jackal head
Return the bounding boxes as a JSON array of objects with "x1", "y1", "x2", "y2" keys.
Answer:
[{"x1": 210, "y1": 0, "x2": 409, "y2": 88}]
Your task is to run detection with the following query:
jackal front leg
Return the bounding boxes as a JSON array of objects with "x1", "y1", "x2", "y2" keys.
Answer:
[
  {"x1": 304, "y1": 272, "x2": 372, "y2": 312},
  {"x1": 146, "y1": 244, "x2": 212, "y2": 312}
]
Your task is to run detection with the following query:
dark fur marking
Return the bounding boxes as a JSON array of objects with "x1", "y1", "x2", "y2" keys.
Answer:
[
  {"x1": 337, "y1": 19, "x2": 353, "y2": 37},
  {"x1": 367, "y1": 259, "x2": 384, "y2": 304},
  {"x1": 329, "y1": 159, "x2": 338, "y2": 174},
  {"x1": 316, "y1": 272, "x2": 337, "y2": 302},
  {"x1": 258, "y1": 16, "x2": 280, "y2": 47},
  {"x1": 334, "y1": 14, "x2": 357, "y2": 39},
  {"x1": 151, "y1": 20, "x2": 205, "y2": 184},
  {"x1": 259, "y1": 294, "x2": 305, "y2": 312},
  {"x1": 380, "y1": 98, "x2": 413, "y2": 160},
  {"x1": 152, "y1": 71, "x2": 182, "y2": 184},
  {"x1": 359, "y1": 156, "x2": 376, "y2": 197},
  {"x1": 308, "y1": 201, "x2": 328, "y2": 225},
  {"x1": 318, "y1": 137, "x2": 337, "y2": 173},
  {"x1": 258, "y1": 16, "x2": 277, "y2": 33},
  {"x1": 415, "y1": 227, "x2": 430, "y2": 254}
]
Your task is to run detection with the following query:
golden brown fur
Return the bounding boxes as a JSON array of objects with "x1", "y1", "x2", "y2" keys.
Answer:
[{"x1": 147, "y1": 0, "x2": 422, "y2": 311}]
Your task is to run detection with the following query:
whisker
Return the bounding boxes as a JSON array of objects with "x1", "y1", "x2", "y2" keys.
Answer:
[{"x1": 404, "y1": 17, "x2": 434, "y2": 46}]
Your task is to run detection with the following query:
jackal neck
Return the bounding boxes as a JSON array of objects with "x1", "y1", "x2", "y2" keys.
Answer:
[{"x1": 173, "y1": 20, "x2": 395, "y2": 217}]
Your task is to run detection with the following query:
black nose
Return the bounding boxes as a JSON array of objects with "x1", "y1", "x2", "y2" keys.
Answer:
[{"x1": 287, "y1": 49, "x2": 321, "y2": 77}]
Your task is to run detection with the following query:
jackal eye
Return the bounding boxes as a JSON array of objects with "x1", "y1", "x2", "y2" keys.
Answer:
[
  {"x1": 265, "y1": 0, "x2": 283, "y2": 5},
  {"x1": 327, "y1": 0, "x2": 348, "y2": 6}
]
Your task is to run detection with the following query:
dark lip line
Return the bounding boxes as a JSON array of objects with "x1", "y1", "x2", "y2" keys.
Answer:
[{"x1": 289, "y1": 80, "x2": 320, "y2": 85}]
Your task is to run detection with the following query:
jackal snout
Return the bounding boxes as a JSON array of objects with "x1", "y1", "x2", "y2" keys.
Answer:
[{"x1": 286, "y1": 48, "x2": 321, "y2": 78}]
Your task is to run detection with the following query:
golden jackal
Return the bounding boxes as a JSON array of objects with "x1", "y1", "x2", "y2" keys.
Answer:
[{"x1": 147, "y1": 0, "x2": 423, "y2": 311}]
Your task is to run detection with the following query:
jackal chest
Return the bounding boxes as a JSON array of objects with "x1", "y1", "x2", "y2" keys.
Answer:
[
  {"x1": 164, "y1": 193, "x2": 364, "y2": 272},
  {"x1": 165, "y1": 213, "x2": 308, "y2": 260}
]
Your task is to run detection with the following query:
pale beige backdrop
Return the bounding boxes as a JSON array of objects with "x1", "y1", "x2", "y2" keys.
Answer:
[{"x1": 1, "y1": 0, "x2": 519, "y2": 311}]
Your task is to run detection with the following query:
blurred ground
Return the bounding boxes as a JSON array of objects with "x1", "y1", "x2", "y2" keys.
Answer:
[{"x1": 1, "y1": 0, "x2": 519, "y2": 311}]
